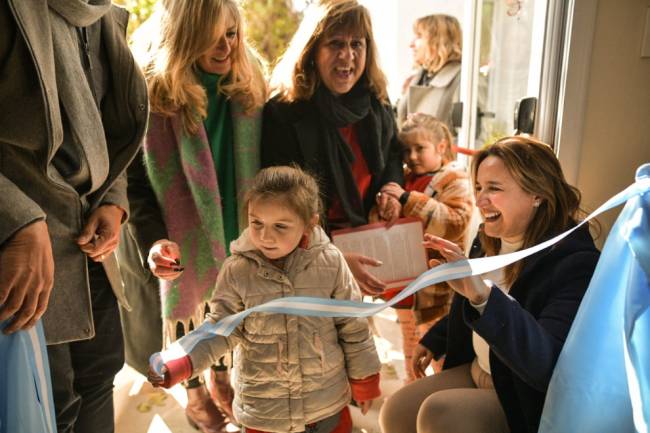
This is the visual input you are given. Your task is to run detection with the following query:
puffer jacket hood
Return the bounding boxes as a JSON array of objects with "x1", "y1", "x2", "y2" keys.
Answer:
[{"x1": 230, "y1": 225, "x2": 330, "y2": 271}]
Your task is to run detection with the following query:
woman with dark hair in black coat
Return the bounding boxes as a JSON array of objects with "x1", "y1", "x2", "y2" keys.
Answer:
[{"x1": 262, "y1": 0, "x2": 404, "y2": 295}]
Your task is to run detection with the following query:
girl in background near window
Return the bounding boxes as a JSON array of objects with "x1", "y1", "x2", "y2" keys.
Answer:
[{"x1": 372, "y1": 113, "x2": 473, "y2": 383}]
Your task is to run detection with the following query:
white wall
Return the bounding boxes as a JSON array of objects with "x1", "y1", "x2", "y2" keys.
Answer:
[{"x1": 570, "y1": 0, "x2": 650, "y2": 246}]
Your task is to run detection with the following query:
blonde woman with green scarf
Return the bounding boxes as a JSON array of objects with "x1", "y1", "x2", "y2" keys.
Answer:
[{"x1": 117, "y1": 1, "x2": 266, "y2": 431}]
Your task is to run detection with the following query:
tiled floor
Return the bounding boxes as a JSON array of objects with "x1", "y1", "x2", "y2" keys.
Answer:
[{"x1": 114, "y1": 306, "x2": 409, "y2": 433}]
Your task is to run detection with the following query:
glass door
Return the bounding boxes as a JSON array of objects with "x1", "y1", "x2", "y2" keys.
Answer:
[{"x1": 458, "y1": 0, "x2": 553, "y2": 151}]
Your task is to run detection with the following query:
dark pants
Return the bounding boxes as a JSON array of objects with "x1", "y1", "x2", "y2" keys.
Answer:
[{"x1": 47, "y1": 261, "x2": 125, "y2": 433}]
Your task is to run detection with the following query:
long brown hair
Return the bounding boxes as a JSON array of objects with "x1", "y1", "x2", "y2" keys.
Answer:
[
  {"x1": 472, "y1": 136, "x2": 582, "y2": 285},
  {"x1": 270, "y1": 0, "x2": 388, "y2": 103},
  {"x1": 134, "y1": 0, "x2": 267, "y2": 134},
  {"x1": 414, "y1": 14, "x2": 462, "y2": 73}
]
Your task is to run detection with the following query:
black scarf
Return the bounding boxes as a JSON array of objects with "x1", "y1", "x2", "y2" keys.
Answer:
[{"x1": 313, "y1": 82, "x2": 395, "y2": 227}]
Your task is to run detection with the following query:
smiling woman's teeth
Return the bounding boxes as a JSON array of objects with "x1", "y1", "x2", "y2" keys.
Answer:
[{"x1": 484, "y1": 211, "x2": 501, "y2": 221}]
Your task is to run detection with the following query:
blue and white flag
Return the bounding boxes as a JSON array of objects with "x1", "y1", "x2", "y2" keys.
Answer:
[
  {"x1": 539, "y1": 164, "x2": 650, "y2": 433},
  {"x1": 0, "y1": 320, "x2": 56, "y2": 433}
]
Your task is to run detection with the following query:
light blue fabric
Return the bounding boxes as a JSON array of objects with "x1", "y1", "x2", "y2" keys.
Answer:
[
  {"x1": 540, "y1": 164, "x2": 650, "y2": 433},
  {"x1": 0, "y1": 320, "x2": 56, "y2": 433}
]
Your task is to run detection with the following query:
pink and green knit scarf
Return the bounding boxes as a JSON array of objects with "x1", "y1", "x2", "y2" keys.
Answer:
[{"x1": 144, "y1": 100, "x2": 260, "y2": 334}]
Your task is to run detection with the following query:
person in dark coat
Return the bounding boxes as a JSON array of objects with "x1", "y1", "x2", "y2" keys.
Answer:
[
  {"x1": 261, "y1": 0, "x2": 404, "y2": 295},
  {"x1": 0, "y1": 1, "x2": 147, "y2": 432},
  {"x1": 379, "y1": 136, "x2": 600, "y2": 433}
]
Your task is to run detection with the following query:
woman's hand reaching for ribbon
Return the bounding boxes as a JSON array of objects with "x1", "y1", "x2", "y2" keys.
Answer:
[
  {"x1": 423, "y1": 234, "x2": 491, "y2": 305},
  {"x1": 148, "y1": 239, "x2": 184, "y2": 280}
]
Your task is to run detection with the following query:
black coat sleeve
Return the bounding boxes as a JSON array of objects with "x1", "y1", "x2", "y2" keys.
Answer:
[
  {"x1": 261, "y1": 100, "x2": 303, "y2": 168},
  {"x1": 124, "y1": 149, "x2": 168, "y2": 258},
  {"x1": 419, "y1": 292, "x2": 474, "y2": 368},
  {"x1": 378, "y1": 114, "x2": 405, "y2": 187}
]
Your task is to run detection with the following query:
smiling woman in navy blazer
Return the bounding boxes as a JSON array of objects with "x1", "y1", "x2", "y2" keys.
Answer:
[{"x1": 379, "y1": 136, "x2": 600, "y2": 433}]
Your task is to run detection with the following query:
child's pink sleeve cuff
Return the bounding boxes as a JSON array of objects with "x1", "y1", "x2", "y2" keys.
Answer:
[
  {"x1": 163, "y1": 355, "x2": 193, "y2": 388},
  {"x1": 350, "y1": 373, "x2": 381, "y2": 401}
]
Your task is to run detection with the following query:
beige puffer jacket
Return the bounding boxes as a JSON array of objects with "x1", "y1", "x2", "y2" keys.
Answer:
[{"x1": 187, "y1": 226, "x2": 381, "y2": 433}]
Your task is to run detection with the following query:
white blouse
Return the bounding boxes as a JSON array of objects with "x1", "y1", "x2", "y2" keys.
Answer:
[{"x1": 472, "y1": 239, "x2": 522, "y2": 375}]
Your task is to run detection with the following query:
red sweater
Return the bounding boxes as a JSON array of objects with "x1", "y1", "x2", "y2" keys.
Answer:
[{"x1": 327, "y1": 124, "x2": 372, "y2": 226}]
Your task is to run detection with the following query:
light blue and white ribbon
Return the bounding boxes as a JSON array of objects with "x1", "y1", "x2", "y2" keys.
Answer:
[{"x1": 151, "y1": 170, "x2": 650, "y2": 375}]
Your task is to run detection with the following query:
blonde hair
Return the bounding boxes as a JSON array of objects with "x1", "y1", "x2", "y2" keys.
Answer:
[
  {"x1": 414, "y1": 14, "x2": 462, "y2": 73},
  {"x1": 400, "y1": 113, "x2": 456, "y2": 162},
  {"x1": 270, "y1": 0, "x2": 388, "y2": 103},
  {"x1": 472, "y1": 136, "x2": 583, "y2": 285},
  {"x1": 135, "y1": 0, "x2": 267, "y2": 134},
  {"x1": 245, "y1": 166, "x2": 322, "y2": 227}
]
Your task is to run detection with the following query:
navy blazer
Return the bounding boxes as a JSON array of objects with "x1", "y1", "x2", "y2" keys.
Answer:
[
  {"x1": 421, "y1": 225, "x2": 600, "y2": 433},
  {"x1": 261, "y1": 95, "x2": 404, "y2": 227}
]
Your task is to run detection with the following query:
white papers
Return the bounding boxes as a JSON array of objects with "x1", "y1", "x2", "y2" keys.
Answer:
[{"x1": 332, "y1": 218, "x2": 429, "y2": 289}]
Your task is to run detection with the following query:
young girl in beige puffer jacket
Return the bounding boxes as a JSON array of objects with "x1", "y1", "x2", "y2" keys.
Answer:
[{"x1": 149, "y1": 166, "x2": 381, "y2": 433}]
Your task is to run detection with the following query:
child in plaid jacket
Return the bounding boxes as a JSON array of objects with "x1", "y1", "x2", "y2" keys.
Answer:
[{"x1": 377, "y1": 113, "x2": 474, "y2": 382}]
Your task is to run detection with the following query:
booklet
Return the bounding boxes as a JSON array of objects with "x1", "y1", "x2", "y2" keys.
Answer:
[{"x1": 331, "y1": 217, "x2": 429, "y2": 293}]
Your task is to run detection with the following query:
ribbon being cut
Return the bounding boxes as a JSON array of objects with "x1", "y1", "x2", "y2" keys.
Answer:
[{"x1": 151, "y1": 164, "x2": 650, "y2": 431}]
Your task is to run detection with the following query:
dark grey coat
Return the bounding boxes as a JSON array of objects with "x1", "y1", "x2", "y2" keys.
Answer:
[{"x1": 0, "y1": 0, "x2": 148, "y2": 344}]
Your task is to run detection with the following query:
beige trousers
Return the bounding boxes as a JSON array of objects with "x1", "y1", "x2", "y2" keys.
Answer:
[{"x1": 379, "y1": 361, "x2": 510, "y2": 433}]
